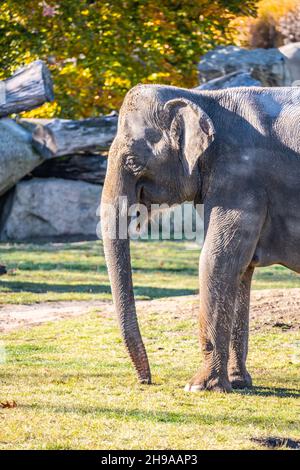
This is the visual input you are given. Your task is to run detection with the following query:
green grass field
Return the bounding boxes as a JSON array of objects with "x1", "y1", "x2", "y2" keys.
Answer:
[
  {"x1": 0, "y1": 240, "x2": 299, "y2": 304},
  {"x1": 0, "y1": 241, "x2": 299, "y2": 449}
]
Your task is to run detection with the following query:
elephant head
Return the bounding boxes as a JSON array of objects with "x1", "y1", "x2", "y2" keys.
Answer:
[{"x1": 101, "y1": 85, "x2": 215, "y2": 384}]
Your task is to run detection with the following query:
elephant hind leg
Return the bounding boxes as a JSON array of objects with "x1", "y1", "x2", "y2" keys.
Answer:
[{"x1": 228, "y1": 266, "x2": 254, "y2": 389}]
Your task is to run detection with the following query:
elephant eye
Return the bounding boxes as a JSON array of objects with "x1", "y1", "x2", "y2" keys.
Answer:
[{"x1": 125, "y1": 155, "x2": 145, "y2": 175}]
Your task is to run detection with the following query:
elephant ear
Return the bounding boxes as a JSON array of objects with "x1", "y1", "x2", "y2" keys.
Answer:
[{"x1": 163, "y1": 98, "x2": 215, "y2": 175}]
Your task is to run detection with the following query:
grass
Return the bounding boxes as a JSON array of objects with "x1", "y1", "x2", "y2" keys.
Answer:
[
  {"x1": 1, "y1": 311, "x2": 299, "y2": 450},
  {"x1": 0, "y1": 240, "x2": 299, "y2": 449},
  {"x1": 0, "y1": 240, "x2": 299, "y2": 304}
]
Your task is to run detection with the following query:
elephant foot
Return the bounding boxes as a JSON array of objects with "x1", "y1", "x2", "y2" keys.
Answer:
[
  {"x1": 184, "y1": 370, "x2": 232, "y2": 393},
  {"x1": 229, "y1": 370, "x2": 252, "y2": 389}
]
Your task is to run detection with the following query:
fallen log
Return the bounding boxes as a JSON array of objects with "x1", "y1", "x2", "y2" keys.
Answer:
[
  {"x1": 20, "y1": 113, "x2": 118, "y2": 158},
  {"x1": 31, "y1": 153, "x2": 107, "y2": 185},
  {"x1": 0, "y1": 60, "x2": 54, "y2": 117},
  {"x1": 0, "y1": 119, "x2": 43, "y2": 197},
  {"x1": 196, "y1": 70, "x2": 262, "y2": 90}
]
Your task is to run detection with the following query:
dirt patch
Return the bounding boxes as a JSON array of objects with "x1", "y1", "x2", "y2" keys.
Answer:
[
  {"x1": 134, "y1": 289, "x2": 300, "y2": 332},
  {"x1": 0, "y1": 300, "x2": 112, "y2": 332},
  {"x1": 0, "y1": 288, "x2": 299, "y2": 333},
  {"x1": 250, "y1": 288, "x2": 300, "y2": 331}
]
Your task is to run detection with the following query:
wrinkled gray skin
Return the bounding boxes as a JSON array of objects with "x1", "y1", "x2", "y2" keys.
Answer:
[{"x1": 101, "y1": 84, "x2": 300, "y2": 392}]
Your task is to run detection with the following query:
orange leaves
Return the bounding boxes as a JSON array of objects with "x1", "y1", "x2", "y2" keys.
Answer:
[{"x1": 1, "y1": 1, "x2": 256, "y2": 119}]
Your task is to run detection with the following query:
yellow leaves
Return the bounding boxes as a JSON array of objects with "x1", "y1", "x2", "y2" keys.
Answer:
[
  {"x1": 231, "y1": 0, "x2": 300, "y2": 47},
  {"x1": 20, "y1": 51, "x2": 35, "y2": 63},
  {"x1": 103, "y1": 71, "x2": 131, "y2": 89},
  {"x1": 143, "y1": 39, "x2": 166, "y2": 55},
  {"x1": 111, "y1": 12, "x2": 122, "y2": 20},
  {"x1": 81, "y1": 68, "x2": 92, "y2": 80},
  {"x1": 0, "y1": 0, "x2": 255, "y2": 118},
  {"x1": 144, "y1": 19, "x2": 162, "y2": 27},
  {"x1": 59, "y1": 63, "x2": 76, "y2": 76},
  {"x1": 257, "y1": 0, "x2": 300, "y2": 19},
  {"x1": 22, "y1": 101, "x2": 61, "y2": 119},
  {"x1": 146, "y1": 72, "x2": 170, "y2": 82}
]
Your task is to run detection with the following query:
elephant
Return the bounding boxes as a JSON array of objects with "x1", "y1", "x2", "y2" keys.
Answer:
[{"x1": 101, "y1": 83, "x2": 300, "y2": 392}]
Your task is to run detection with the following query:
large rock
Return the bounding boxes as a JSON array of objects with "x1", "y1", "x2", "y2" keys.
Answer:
[
  {"x1": 0, "y1": 178, "x2": 102, "y2": 242},
  {"x1": 279, "y1": 42, "x2": 300, "y2": 85},
  {"x1": 197, "y1": 70, "x2": 262, "y2": 90},
  {"x1": 198, "y1": 45, "x2": 290, "y2": 87},
  {"x1": 0, "y1": 119, "x2": 43, "y2": 196}
]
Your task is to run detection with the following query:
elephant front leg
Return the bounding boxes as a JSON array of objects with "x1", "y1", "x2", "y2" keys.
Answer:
[
  {"x1": 185, "y1": 200, "x2": 263, "y2": 393},
  {"x1": 185, "y1": 263, "x2": 238, "y2": 393},
  {"x1": 228, "y1": 267, "x2": 254, "y2": 389}
]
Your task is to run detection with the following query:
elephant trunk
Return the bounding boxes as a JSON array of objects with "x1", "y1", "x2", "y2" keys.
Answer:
[{"x1": 101, "y1": 170, "x2": 151, "y2": 384}]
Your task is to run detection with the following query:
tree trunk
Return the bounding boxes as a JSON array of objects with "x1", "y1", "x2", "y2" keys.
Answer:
[
  {"x1": 0, "y1": 60, "x2": 54, "y2": 117},
  {"x1": 19, "y1": 113, "x2": 118, "y2": 158},
  {"x1": 31, "y1": 154, "x2": 107, "y2": 185},
  {"x1": 0, "y1": 119, "x2": 43, "y2": 197}
]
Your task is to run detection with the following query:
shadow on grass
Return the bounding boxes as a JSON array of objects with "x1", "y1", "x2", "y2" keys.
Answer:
[
  {"x1": 3, "y1": 369, "x2": 298, "y2": 399},
  {"x1": 6, "y1": 262, "x2": 197, "y2": 275},
  {"x1": 132, "y1": 266, "x2": 198, "y2": 274},
  {"x1": 235, "y1": 386, "x2": 300, "y2": 399},
  {"x1": 0, "y1": 242, "x2": 98, "y2": 253},
  {"x1": 0, "y1": 280, "x2": 111, "y2": 295},
  {"x1": 0, "y1": 280, "x2": 196, "y2": 299},
  {"x1": 7, "y1": 262, "x2": 107, "y2": 273},
  {"x1": 19, "y1": 398, "x2": 299, "y2": 427}
]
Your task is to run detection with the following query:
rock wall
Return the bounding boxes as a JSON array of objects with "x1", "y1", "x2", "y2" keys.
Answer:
[
  {"x1": 198, "y1": 45, "x2": 292, "y2": 87},
  {"x1": 0, "y1": 178, "x2": 102, "y2": 242}
]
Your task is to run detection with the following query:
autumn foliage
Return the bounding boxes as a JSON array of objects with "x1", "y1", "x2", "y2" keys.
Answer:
[
  {"x1": 0, "y1": 1, "x2": 256, "y2": 118},
  {"x1": 231, "y1": 0, "x2": 300, "y2": 48}
]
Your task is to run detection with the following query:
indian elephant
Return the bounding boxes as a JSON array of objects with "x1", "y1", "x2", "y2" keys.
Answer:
[{"x1": 101, "y1": 84, "x2": 300, "y2": 392}]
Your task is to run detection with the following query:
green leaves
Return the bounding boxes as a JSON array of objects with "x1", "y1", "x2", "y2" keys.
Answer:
[{"x1": 0, "y1": 0, "x2": 257, "y2": 118}]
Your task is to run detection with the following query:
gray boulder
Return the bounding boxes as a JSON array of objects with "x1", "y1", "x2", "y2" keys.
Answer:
[
  {"x1": 279, "y1": 42, "x2": 300, "y2": 85},
  {"x1": 198, "y1": 45, "x2": 289, "y2": 87},
  {"x1": 0, "y1": 178, "x2": 101, "y2": 242},
  {"x1": 197, "y1": 70, "x2": 262, "y2": 90}
]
